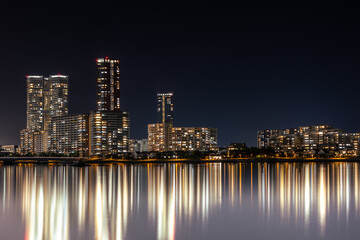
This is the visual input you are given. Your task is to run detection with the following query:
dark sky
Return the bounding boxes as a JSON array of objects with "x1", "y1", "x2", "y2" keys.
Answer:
[{"x1": 1, "y1": 3, "x2": 360, "y2": 146}]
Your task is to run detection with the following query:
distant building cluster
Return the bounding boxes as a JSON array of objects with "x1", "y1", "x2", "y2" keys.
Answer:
[
  {"x1": 148, "y1": 93, "x2": 217, "y2": 152},
  {"x1": 18, "y1": 57, "x2": 217, "y2": 158},
  {"x1": 20, "y1": 58, "x2": 129, "y2": 157},
  {"x1": 258, "y1": 125, "x2": 360, "y2": 156},
  {"x1": 12, "y1": 64, "x2": 360, "y2": 160}
]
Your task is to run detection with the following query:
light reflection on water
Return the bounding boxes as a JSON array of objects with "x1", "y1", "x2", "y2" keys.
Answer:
[{"x1": 0, "y1": 162, "x2": 360, "y2": 240}]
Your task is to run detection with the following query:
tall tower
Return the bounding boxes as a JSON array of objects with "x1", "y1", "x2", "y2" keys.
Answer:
[
  {"x1": 22, "y1": 74, "x2": 69, "y2": 154},
  {"x1": 96, "y1": 57, "x2": 121, "y2": 112},
  {"x1": 48, "y1": 75, "x2": 69, "y2": 117},
  {"x1": 90, "y1": 57, "x2": 130, "y2": 156},
  {"x1": 43, "y1": 75, "x2": 69, "y2": 130},
  {"x1": 26, "y1": 75, "x2": 45, "y2": 130},
  {"x1": 26, "y1": 74, "x2": 69, "y2": 131},
  {"x1": 157, "y1": 93, "x2": 174, "y2": 125}
]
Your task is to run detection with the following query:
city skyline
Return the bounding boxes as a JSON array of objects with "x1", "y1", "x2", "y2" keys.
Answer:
[
  {"x1": 19, "y1": 57, "x2": 130, "y2": 156},
  {"x1": 2, "y1": 5, "x2": 360, "y2": 147}
]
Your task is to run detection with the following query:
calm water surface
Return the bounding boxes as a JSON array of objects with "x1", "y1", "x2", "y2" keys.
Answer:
[{"x1": 0, "y1": 162, "x2": 360, "y2": 240}]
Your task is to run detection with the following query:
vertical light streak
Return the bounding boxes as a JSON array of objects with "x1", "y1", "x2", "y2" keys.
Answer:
[
  {"x1": 346, "y1": 163, "x2": 350, "y2": 222},
  {"x1": 355, "y1": 163, "x2": 359, "y2": 212},
  {"x1": 0, "y1": 162, "x2": 359, "y2": 240},
  {"x1": 304, "y1": 164, "x2": 310, "y2": 232},
  {"x1": 318, "y1": 165, "x2": 326, "y2": 237}
]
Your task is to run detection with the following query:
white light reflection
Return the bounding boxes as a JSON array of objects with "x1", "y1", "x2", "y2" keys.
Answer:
[{"x1": 0, "y1": 162, "x2": 358, "y2": 239}]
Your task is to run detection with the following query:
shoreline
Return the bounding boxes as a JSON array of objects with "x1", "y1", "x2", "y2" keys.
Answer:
[{"x1": 1, "y1": 157, "x2": 360, "y2": 165}]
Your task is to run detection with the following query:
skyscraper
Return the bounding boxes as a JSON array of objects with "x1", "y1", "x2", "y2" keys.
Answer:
[
  {"x1": 48, "y1": 75, "x2": 69, "y2": 118},
  {"x1": 25, "y1": 74, "x2": 69, "y2": 131},
  {"x1": 157, "y1": 93, "x2": 174, "y2": 125},
  {"x1": 96, "y1": 57, "x2": 121, "y2": 112},
  {"x1": 21, "y1": 74, "x2": 69, "y2": 154},
  {"x1": 90, "y1": 57, "x2": 130, "y2": 156},
  {"x1": 26, "y1": 75, "x2": 45, "y2": 130}
]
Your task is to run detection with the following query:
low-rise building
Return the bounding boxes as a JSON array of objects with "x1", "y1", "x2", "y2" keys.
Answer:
[
  {"x1": 148, "y1": 123, "x2": 217, "y2": 152},
  {"x1": 168, "y1": 126, "x2": 217, "y2": 151},
  {"x1": 19, "y1": 129, "x2": 48, "y2": 154},
  {"x1": 148, "y1": 123, "x2": 170, "y2": 152},
  {"x1": 0, "y1": 145, "x2": 19, "y2": 154},
  {"x1": 129, "y1": 139, "x2": 149, "y2": 152},
  {"x1": 258, "y1": 124, "x2": 360, "y2": 156}
]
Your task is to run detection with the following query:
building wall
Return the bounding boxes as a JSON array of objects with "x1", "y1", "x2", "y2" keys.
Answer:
[
  {"x1": 19, "y1": 129, "x2": 47, "y2": 154},
  {"x1": 48, "y1": 114, "x2": 90, "y2": 156},
  {"x1": 169, "y1": 127, "x2": 217, "y2": 151},
  {"x1": 157, "y1": 93, "x2": 174, "y2": 125},
  {"x1": 48, "y1": 75, "x2": 69, "y2": 118},
  {"x1": 0, "y1": 145, "x2": 18, "y2": 154},
  {"x1": 96, "y1": 58, "x2": 121, "y2": 112},
  {"x1": 26, "y1": 76, "x2": 44, "y2": 130},
  {"x1": 148, "y1": 123, "x2": 169, "y2": 152},
  {"x1": 258, "y1": 125, "x2": 360, "y2": 154},
  {"x1": 90, "y1": 111, "x2": 130, "y2": 156},
  {"x1": 148, "y1": 124, "x2": 217, "y2": 152}
]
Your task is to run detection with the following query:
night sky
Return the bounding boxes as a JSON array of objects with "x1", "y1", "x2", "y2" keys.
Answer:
[{"x1": 1, "y1": 3, "x2": 360, "y2": 146}]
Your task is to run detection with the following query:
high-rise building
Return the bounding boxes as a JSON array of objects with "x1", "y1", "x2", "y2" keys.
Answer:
[
  {"x1": 26, "y1": 75, "x2": 45, "y2": 130},
  {"x1": 20, "y1": 58, "x2": 130, "y2": 157},
  {"x1": 96, "y1": 57, "x2": 121, "y2": 112},
  {"x1": 48, "y1": 75, "x2": 69, "y2": 118},
  {"x1": 90, "y1": 111, "x2": 130, "y2": 156},
  {"x1": 26, "y1": 75, "x2": 69, "y2": 131},
  {"x1": 90, "y1": 57, "x2": 130, "y2": 156},
  {"x1": 157, "y1": 93, "x2": 174, "y2": 125},
  {"x1": 47, "y1": 114, "x2": 90, "y2": 156},
  {"x1": 21, "y1": 74, "x2": 69, "y2": 154}
]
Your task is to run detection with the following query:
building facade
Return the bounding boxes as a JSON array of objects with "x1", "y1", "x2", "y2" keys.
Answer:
[
  {"x1": 47, "y1": 114, "x2": 90, "y2": 156},
  {"x1": 168, "y1": 127, "x2": 217, "y2": 151},
  {"x1": 26, "y1": 75, "x2": 45, "y2": 130},
  {"x1": 96, "y1": 57, "x2": 121, "y2": 112},
  {"x1": 47, "y1": 75, "x2": 69, "y2": 119},
  {"x1": 157, "y1": 93, "x2": 174, "y2": 125},
  {"x1": 148, "y1": 124, "x2": 217, "y2": 152},
  {"x1": 148, "y1": 123, "x2": 170, "y2": 151},
  {"x1": 258, "y1": 124, "x2": 360, "y2": 156},
  {"x1": 20, "y1": 129, "x2": 48, "y2": 154},
  {"x1": 91, "y1": 57, "x2": 130, "y2": 156},
  {"x1": 90, "y1": 111, "x2": 130, "y2": 156},
  {"x1": 0, "y1": 145, "x2": 19, "y2": 154}
]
